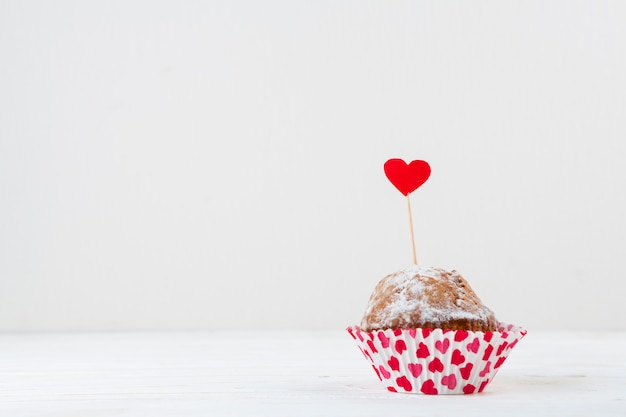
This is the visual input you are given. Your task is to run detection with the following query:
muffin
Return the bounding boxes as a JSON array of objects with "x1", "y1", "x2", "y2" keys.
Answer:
[
  {"x1": 347, "y1": 266, "x2": 526, "y2": 394},
  {"x1": 361, "y1": 266, "x2": 497, "y2": 332}
]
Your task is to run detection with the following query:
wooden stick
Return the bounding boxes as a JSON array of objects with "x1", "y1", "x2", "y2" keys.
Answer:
[{"x1": 406, "y1": 195, "x2": 417, "y2": 265}]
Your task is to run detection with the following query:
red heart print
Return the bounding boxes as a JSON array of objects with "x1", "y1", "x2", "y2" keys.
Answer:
[
  {"x1": 377, "y1": 331, "x2": 390, "y2": 349},
  {"x1": 379, "y1": 365, "x2": 391, "y2": 379},
  {"x1": 395, "y1": 339, "x2": 407, "y2": 354},
  {"x1": 462, "y1": 384, "x2": 476, "y2": 394},
  {"x1": 408, "y1": 328, "x2": 417, "y2": 338},
  {"x1": 435, "y1": 339, "x2": 450, "y2": 354},
  {"x1": 407, "y1": 363, "x2": 423, "y2": 378},
  {"x1": 366, "y1": 340, "x2": 378, "y2": 354},
  {"x1": 467, "y1": 337, "x2": 480, "y2": 354},
  {"x1": 359, "y1": 347, "x2": 373, "y2": 362},
  {"x1": 482, "y1": 344, "x2": 494, "y2": 361},
  {"x1": 428, "y1": 358, "x2": 444, "y2": 373},
  {"x1": 460, "y1": 363, "x2": 473, "y2": 380},
  {"x1": 497, "y1": 341, "x2": 509, "y2": 356},
  {"x1": 422, "y1": 328, "x2": 432, "y2": 338},
  {"x1": 420, "y1": 379, "x2": 438, "y2": 395},
  {"x1": 356, "y1": 328, "x2": 364, "y2": 342},
  {"x1": 509, "y1": 339, "x2": 519, "y2": 349},
  {"x1": 483, "y1": 332, "x2": 493, "y2": 343},
  {"x1": 384, "y1": 159, "x2": 431, "y2": 196},
  {"x1": 416, "y1": 342, "x2": 430, "y2": 358},
  {"x1": 388, "y1": 356, "x2": 400, "y2": 371},
  {"x1": 478, "y1": 379, "x2": 490, "y2": 393},
  {"x1": 347, "y1": 328, "x2": 356, "y2": 340},
  {"x1": 454, "y1": 330, "x2": 469, "y2": 342},
  {"x1": 494, "y1": 356, "x2": 506, "y2": 369},
  {"x1": 451, "y1": 349, "x2": 466, "y2": 365},
  {"x1": 372, "y1": 365, "x2": 382, "y2": 380},
  {"x1": 396, "y1": 376, "x2": 413, "y2": 392},
  {"x1": 393, "y1": 328, "x2": 403, "y2": 337},
  {"x1": 441, "y1": 374, "x2": 457, "y2": 390},
  {"x1": 387, "y1": 386, "x2": 397, "y2": 392},
  {"x1": 479, "y1": 361, "x2": 491, "y2": 378}
]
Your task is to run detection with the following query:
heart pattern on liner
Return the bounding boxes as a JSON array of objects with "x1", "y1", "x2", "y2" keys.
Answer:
[
  {"x1": 347, "y1": 323, "x2": 526, "y2": 395},
  {"x1": 451, "y1": 349, "x2": 465, "y2": 365},
  {"x1": 435, "y1": 339, "x2": 450, "y2": 354},
  {"x1": 407, "y1": 363, "x2": 423, "y2": 378}
]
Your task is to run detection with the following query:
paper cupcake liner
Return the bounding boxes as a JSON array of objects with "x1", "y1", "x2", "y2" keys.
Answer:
[{"x1": 347, "y1": 322, "x2": 526, "y2": 394}]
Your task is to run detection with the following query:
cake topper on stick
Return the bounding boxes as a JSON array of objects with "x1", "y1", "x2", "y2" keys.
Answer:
[{"x1": 384, "y1": 159, "x2": 431, "y2": 265}]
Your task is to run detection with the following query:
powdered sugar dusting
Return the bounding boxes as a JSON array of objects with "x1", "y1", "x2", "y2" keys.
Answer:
[{"x1": 360, "y1": 265, "x2": 497, "y2": 331}]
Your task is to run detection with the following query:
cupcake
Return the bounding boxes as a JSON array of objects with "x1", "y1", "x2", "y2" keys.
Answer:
[{"x1": 347, "y1": 265, "x2": 526, "y2": 394}]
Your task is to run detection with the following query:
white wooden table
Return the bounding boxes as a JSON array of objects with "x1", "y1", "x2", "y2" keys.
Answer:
[{"x1": 0, "y1": 330, "x2": 624, "y2": 416}]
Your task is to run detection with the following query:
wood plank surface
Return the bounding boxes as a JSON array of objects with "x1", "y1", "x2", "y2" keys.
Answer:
[{"x1": 0, "y1": 331, "x2": 624, "y2": 416}]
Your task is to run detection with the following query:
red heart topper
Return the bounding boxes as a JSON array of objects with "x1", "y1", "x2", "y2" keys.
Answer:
[{"x1": 384, "y1": 159, "x2": 431, "y2": 196}]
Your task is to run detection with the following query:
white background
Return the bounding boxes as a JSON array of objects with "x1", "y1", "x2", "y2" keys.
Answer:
[{"x1": 1, "y1": 0, "x2": 625, "y2": 332}]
